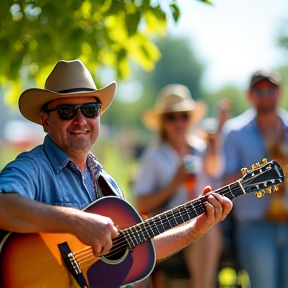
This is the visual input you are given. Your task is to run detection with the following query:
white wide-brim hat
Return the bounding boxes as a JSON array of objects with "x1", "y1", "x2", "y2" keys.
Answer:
[
  {"x1": 18, "y1": 59, "x2": 117, "y2": 125},
  {"x1": 142, "y1": 84, "x2": 207, "y2": 130}
]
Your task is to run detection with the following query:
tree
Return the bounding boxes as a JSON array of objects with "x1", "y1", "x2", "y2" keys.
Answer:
[
  {"x1": 101, "y1": 36, "x2": 206, "y2": 131},
  {"x1": 0, "y1": 0, "x2": 211, "y2": 105},
  {"x1": 145, "y1": 36, "x2": 205, "y2": 101}
]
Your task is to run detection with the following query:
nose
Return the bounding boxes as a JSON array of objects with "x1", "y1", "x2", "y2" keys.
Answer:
[{"x1": 72, "y1": 108, "x2": 87, "y2": 124}]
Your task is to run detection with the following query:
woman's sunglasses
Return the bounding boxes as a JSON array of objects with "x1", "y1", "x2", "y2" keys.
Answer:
[
  {"x1": 163, "y1": 112, "x2": 190, "y2": 122},
  {"x1": 43, "y1": 102, "x2": 101, "y2": 120}
]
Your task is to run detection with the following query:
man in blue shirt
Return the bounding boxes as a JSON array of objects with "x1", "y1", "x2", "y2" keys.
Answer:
[
  {"x1": 221, "y1": 69, "x2": 288, "y2": 288},
  {"x1": 0, "y1": 59, "x2": 232, "y2": 288}
]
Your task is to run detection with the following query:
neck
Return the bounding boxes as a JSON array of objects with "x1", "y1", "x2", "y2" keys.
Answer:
[
  {"x1": 168, "y1": 138, "x2": 190, "y2": 156},
  {"x1": 256, "y1": 111, "x2": 284, "y2": 144},
  {"x1": 66, "y1": 150, "x2": 89, "y2": 172},
  {"x1": 256, "y1": 111, "x2": 281, "y2": 131}
]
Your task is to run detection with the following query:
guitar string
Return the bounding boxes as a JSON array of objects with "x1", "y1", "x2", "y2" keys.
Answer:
[
  {"x1": 76, "y1": 175, "x2": 276, "y2": 262},
  {"x1": 77, "y1": 181, "x2": 268, "y2": 263},
  {"x1": 74, "y1": 184, "x2": 243, "y2": 263}
]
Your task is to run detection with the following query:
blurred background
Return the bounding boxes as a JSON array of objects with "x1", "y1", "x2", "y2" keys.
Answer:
[{"x1": 1, "y1": 0, "x2": 288, "y2": 206}]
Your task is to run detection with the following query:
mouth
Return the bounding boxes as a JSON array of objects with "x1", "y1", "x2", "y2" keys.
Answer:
[{"x1": 70, "y1": 130, "x2": 89, "y2": 135}]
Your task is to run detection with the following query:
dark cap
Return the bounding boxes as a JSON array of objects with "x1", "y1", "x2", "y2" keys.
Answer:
[{"x1": 250, "y1": 69, "x2": 282, "y2": 88}]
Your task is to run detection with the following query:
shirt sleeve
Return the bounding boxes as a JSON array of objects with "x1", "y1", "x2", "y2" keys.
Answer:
[
  {"x1": 0, "y1": 158, "x2": 37, "y2": 200},
  {"x1": 221, "y1": 129, "x2": 242, "y2": 175}
]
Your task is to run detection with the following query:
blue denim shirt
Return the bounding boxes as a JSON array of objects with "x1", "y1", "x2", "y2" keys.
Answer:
[{"x1": 0, "y1": 135, "x2": 100, "y2": 210}]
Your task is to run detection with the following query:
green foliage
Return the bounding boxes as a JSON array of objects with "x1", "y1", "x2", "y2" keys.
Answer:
[
  {"x1": 0, "y1": 0, "x2": 174, "y2": 104},
  {"x1": 146, "y1": 36, "x2": 205, "y2": 101},
  {"x1": 100, "y1": 36, "x2": 206, "y2": 136},
  {"x1": 205, "y1": 86, "x2": 249, "y2": 118},
  {"x1": 277, "y1": 18, "x2": 288, "y2": 55}
]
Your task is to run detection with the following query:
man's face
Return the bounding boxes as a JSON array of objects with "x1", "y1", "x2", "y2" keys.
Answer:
[
  {"x1": 40, "y1": 96, "x2": 100, "y2": 154},
  {"x1": 248, "y1": 79, "x2": 280, "y2": 113}
]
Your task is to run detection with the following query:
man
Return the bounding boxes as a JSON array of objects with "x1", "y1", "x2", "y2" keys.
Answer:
[
  {"x1": 221, "y1": 69, "x2": 288, "y2": 288},
  {"x1": 0, "y1": 60, "x2": 232, "y2": 288}
]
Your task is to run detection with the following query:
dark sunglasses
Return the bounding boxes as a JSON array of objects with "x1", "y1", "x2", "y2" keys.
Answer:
[
  {"x1": 163, "y1": 112, "x2": 190, "y2": 122},
  {"x1": 43, "y1": 102, "x2": 101, "y2": 120},
  {"x1": 252, "y1": 87, "x2": 278, "y2": 97}
]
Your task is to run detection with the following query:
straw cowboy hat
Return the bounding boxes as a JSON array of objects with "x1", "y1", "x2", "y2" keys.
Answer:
[
  {"x1": 18, "y1": 59, "x2": 117, "y2": 125},
  {"x1": 142, "y1": 84, "x2": 207, "y2": 130}
]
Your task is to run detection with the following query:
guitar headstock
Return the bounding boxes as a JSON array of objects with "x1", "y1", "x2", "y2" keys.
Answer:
[{"x1": 240, "y1": 158, "x2": 285, "y2": 198}]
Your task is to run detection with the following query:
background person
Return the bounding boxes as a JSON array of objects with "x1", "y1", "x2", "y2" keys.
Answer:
[
  {"x1": 221, "y1": 69, "x2": 288, "y2": 288},
  {"x1": 133, "y1": 84, "x2": 224, "y2": 288}
]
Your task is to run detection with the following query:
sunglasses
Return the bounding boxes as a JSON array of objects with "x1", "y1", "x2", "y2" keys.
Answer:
[
  {"x1": 163, "y1": 112, "x2": 190, "y2": 122},
  {"x1": 43, "y1": 102, "x2": 101, "y2": 120},
  {"x1": 252, "y1": 87, "x2": 278, "y2": 97}
]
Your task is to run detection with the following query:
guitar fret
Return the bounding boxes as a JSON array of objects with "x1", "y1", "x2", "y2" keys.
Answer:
[
  {"x1": 179, "y1": 208, "x2": 185, "y2": 223},
  {"x1": 228, "y1": 184, "x2": 235, "y2": 199},
  {"x1": 147, "y1": 221, "x2": 156, "y2": 238},
  {"x1": 126, "y1": 228, "x2": 137, "y2": 247},
  {"x1": 172, "y1": 210, "x2": 179, "y2": 225},
  {"x1": 131, "y1": 226, "x2": 141, "y2": 245},
  {"x1": 150, "y1": 219, "x2": 161, "y2": 235},
  {"x1": 184, "y1": 205, "x2": 192, "y2": 221},
  {"x1": 166, "y1": 212, "x2": 173, "y2": 228},
  {"x1": 156, "y1": 216, "x2": 165, "y2": 233}
]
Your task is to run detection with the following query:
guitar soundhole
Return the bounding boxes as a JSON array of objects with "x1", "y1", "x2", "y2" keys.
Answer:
[
  {"x1": 102, "y1": 235, "x2": 130, "y2": 263},
  {"x1": 104, "y1": 245, "x2": 128, "y2": 261}
]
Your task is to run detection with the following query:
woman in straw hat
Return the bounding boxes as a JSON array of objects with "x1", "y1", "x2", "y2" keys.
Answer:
[{"x1": 133, "y1": 84, "x2": 223, "y2": 288}]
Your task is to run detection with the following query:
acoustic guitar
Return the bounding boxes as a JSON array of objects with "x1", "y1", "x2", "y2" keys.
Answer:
[{"x1": 0, "y1": 159, "x2": 285, "y2": 288}]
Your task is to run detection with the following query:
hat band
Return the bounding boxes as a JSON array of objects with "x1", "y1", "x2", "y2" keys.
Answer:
[{"x1": 57, "y1": 87, "x2": 95, "y2": 93}]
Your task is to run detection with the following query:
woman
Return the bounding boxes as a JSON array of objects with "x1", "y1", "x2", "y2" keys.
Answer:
[{"x1": 133, "y1": 84, "x2": 223, "y2": 288}]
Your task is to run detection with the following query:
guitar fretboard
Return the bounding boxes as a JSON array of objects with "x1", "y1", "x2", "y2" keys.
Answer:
[{"x1": 122, "y1": 181, "x2": 243, "y2": 248}]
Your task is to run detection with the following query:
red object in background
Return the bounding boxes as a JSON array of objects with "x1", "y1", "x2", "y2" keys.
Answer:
[{"x1": 185, "y1": 173, "x2": 196, "y2": 192}]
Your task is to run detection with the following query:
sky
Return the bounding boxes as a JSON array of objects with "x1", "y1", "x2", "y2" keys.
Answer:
[{"x1": 167, "y1": 0, "x2": 288, "y2": 91}]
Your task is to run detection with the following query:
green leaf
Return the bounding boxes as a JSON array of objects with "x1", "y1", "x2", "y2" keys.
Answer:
[
  {"x1": 125, "y1": 10, "x2": 142, "y2": 37},
  {"x1": 170, "y1": 2, "x2": 180, "y2": 23},
  {"x1": 198, "y1": 0, "x2": 213, "y2": 5}
]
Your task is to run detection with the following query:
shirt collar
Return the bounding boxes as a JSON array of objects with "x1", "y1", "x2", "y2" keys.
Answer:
[
  {"x1": 43, "y1": 135, "x2": 103, "y2": 176},
  {"x1": 43, "y1": 135, "x2": 70, "y2": 174}
]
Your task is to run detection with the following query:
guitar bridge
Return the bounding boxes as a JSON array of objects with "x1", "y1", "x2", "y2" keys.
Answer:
[{"x1": 58, "y1": 242, "x2": 89, "y2": 288}]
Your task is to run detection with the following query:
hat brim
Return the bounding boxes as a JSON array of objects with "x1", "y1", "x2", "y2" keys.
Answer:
[
  {"x1": 19, "y1": 81, "x2": 116, "y2": 124},
  {"x1": 142, "y1": 101, "x2": 207, "y2": 130}
]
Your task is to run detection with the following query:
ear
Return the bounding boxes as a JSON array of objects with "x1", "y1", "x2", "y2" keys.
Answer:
[{"x1": 40, "y1": 112, "x2": 50, "y2": 133}]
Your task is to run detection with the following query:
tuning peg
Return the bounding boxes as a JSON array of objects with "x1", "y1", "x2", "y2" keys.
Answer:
[
  {"x1": 265, "y1": 187, "x2": 272, "y2": 194},
  {"x1": 261, "y1": 158, "x2": 268, "y2": 166},
  {"x1": 255, "y1": 191, "x2": 264, "y2": 198},
  {"x1": 241, "y1": 167, "x2": 248, "y2": 176},
  {"x1": 252, "y1": 162, "x2": 260, "y2": 170},
  {"x1": 273, "y1": 185, "x2": 279, "y2": 192}
]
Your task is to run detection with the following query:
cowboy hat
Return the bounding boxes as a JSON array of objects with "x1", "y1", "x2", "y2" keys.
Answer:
[
  {"x1": 18, "y1": 59, "x2": 117, "y2": 125},
  {"x1": 142, "y1": 84, "x2": 207, "y2": 130}
]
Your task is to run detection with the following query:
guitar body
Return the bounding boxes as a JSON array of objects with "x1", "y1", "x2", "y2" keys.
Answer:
[{"x1": 0, "y1": 197, "x2": 156, "y2": 288}]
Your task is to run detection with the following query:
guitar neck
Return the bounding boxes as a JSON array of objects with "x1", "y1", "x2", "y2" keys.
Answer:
[{"x1": 122, "y1": 181, "x2": 244, "y2": 248}]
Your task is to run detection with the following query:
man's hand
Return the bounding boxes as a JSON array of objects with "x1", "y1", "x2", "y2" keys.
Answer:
[
  {"x1": 191, "y1": 186, "x2": 232, "y2": 239},
  {"x1": 71, "y1": 211, "x2": 119, "y2": 256}
]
